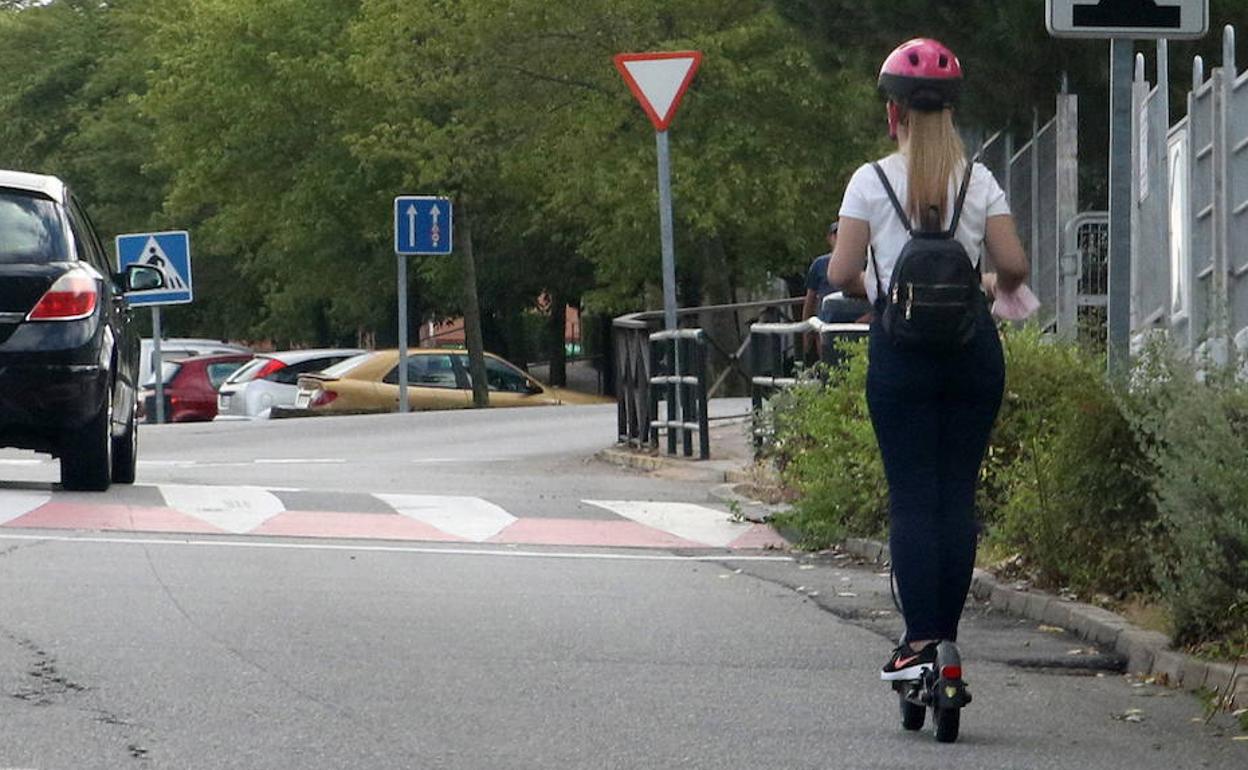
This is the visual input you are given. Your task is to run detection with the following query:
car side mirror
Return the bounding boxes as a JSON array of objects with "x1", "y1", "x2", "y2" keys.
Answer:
[
  {"x1": 122, "y1": 265, "x2": 164, "y2": 293},
  {"x1": 526, "y1": 380, "x2": 544, "y2": 396}
]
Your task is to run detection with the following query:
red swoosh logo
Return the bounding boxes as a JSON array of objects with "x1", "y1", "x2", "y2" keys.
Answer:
[{"x1": 894, "y1": 654, "x2": 922, "y2": 668}]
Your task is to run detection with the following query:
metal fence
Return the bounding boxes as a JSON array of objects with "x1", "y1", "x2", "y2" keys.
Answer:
[
  {"x1": 613, "y1": 298, "x2": 802, "y2": 455},
  {"x1": 1131, "y1": 26, "x2": 1248, "y2": 355},
  {"x1": 977, "y1": 93, "x2": 1080, "y2": 338}
]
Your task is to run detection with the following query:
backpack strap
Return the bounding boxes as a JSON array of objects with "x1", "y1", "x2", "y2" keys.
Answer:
[
  {"x1": 945, "y1": 160, "x2": 975, "y2": 237},
  {"x1": 869, "y1": 162, "x2": 907, "y2": 304},
  {"x1": 871, "y1": 162, "x2": 911, "y2": 235}
]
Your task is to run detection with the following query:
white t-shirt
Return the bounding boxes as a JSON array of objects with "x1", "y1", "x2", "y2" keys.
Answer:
[{"x1": 838, "y1": 153, "x2": 1011, "y2": 303}]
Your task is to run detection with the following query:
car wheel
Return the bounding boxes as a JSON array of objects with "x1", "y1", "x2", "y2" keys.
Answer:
[
  {"x1": 111, "y1": 400, "x2": 138, "y2": 485},
  {"x1": 61, "y1": 394, "x2": 113, "y2": 492}
]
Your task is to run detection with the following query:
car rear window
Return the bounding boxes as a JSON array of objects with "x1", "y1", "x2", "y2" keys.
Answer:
[
  {"x1": 0, "y1": 190, "x2": 68, "y2": 264},
  {"x1": 145, "y1": 361, "x2": 182, "y2": 388},
  {"x1": 207, "y1": 362, "x2": 245, "y2": 389},
  {"x1": 225, "y1": 357, "x2": 269, "y2": 385},
  {"x1": 319, "y1": 352, "x2": 374, "y2": 379}
]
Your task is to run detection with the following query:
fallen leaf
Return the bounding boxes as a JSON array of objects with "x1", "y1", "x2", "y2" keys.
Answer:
[
  {"x1": 1038, "y1": 625, "x2": 1066, "y2": 634},
  {"x1": 837, "y1": 592, "x2": 858, "y2": 598},
  {"x1": 798, "y1": 565, "x2": 815, "y2": 570}
]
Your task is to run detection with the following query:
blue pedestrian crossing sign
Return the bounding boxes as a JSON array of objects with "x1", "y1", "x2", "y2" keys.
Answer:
[
  {"x1": 116, "y1": 230, "x2": 193, "y2": 306},
  {"x1": 394, "y1": 196, "x2": 453, "y2": 255}
]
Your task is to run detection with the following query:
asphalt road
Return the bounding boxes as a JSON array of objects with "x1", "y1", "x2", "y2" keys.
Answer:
[{"x1": 0, "y1": 403, "x2": 1244, "y2": 768}]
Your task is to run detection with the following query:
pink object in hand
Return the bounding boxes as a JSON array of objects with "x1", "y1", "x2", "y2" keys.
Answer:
[{"x1": 992, "y1": 283, "x2": 1041, "y2": 321}]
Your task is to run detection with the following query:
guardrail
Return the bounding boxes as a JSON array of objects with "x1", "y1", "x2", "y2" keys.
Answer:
[
  {"x1": 613, "y1": 297, "x2": 802, "y2": 455},
  {"x1": 649, "y1": 329, "x2": 710, "y2": 459},
  {"x1": 748, "y1": 318, "x2": 870, "y2": 447}
]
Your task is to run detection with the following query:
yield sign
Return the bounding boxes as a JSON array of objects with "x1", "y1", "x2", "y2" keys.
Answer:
[{"x1": 613, "y1": 51, "x2": 702, "y2": 132}]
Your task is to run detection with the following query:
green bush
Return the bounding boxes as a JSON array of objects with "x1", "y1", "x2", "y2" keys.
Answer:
[
  {"x1": 758, "y1": 338, "x2": 887, "y2": 547},
  {"x1": 765, "y1": 327, "x2": 1157, "y2": 597},
  {"x1": 984, "y1": 329, "x2": 1157, "y2": 597},
  {"x1": 763, "y1": 325, "x2": 1248, "y2": 650},
  {"x1": 1126, "y1": 342, "x2": 1248, "y2": 648}
]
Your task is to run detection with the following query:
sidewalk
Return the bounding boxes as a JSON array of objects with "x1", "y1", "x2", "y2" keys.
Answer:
[{"x1": 596, "y1": 397, "x2": 1248, "y2": 715}]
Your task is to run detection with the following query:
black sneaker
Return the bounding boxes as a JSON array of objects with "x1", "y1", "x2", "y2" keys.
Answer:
[{"x1": 880, "y1": 642, "x2": 938, "y2": 681}]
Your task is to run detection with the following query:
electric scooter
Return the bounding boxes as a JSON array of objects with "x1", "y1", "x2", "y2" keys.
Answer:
[{"x1": 891, "y1": 640, "x2": 972, "y2": 743}]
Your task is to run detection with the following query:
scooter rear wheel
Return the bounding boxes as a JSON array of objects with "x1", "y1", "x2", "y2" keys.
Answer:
[{"x1": 933, "y1": 705, "x2": 960, "y2": 743}]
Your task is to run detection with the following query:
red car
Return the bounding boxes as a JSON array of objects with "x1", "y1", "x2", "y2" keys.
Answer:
[{"x1": 141, "y1": 352, "x2": 252, "y2": 423}]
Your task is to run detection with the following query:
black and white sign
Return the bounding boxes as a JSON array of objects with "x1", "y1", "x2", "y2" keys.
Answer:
[{"x1": 1047, "y1": 0, "x2": 1208, "y2": 39}]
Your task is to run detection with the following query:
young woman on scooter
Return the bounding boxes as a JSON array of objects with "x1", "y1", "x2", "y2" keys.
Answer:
[{"x1": 828, "y1": 38, "x2": 1031, "y2": 681}]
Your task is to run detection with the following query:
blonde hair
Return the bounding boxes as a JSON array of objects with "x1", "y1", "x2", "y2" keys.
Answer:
[{"x1": 900, "y1": 107, "x2": 966, "y2": 230}]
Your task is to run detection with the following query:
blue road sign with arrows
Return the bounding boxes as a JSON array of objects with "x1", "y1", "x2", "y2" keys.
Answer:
[
  {"x1": 116, "y1": 230, "x2": 192, "y2": 306},
  {"x1": 394, "y1": 196, "x2": 453, "y2": 255}
]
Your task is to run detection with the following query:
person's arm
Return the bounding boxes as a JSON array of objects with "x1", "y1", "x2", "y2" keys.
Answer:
[
  {"x1": 984, "y1": 214, "x2": 1028, "y2": 293},
  {"x1": 828, "y1": 216, "x2": 871, "y2": 298}
]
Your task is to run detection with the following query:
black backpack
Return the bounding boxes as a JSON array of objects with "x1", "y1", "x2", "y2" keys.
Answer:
[{"x1": 870, "y1": 160, "x2": 984, "y2": 351}]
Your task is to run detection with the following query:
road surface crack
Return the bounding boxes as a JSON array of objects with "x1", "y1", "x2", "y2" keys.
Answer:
[{"x1": 2, "y1": 631, "x2": 90, "y2": 705}]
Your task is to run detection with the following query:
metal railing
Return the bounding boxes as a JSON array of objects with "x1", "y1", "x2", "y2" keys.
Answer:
[
  {"x1": 748, "y1": 317, "x2": 870, "y2": 446},
  {"x1": 613, "y1": 297, "x2": 803, "y2": 455},
  {"x1": 649, "y1": 329, "x2": 710, "y2": 459},
  {"x1": 1066, "y1": 212, "x2": 1110, "y2": 350}
]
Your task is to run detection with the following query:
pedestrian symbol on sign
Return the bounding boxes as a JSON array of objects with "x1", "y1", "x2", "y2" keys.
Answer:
[{"x1": 139, "y1": 236, "x2": 187, "y2": 290}]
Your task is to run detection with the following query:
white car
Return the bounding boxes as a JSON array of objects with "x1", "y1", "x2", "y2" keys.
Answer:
[{"x1": 214, "y1": 348, "x2": 364, "y2": 420}]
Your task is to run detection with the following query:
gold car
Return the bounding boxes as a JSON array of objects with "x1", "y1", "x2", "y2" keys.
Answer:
[{"x1": 292, "y1": 349, "x2": 610, "y2": 413}]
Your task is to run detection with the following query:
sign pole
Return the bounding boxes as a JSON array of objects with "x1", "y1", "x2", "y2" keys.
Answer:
[
  {"x1": 397, "y1": 251, "x2": 409, "y2": 414},
  {"x1": 1108, "y1": 38, "x2": 1134, "y2": 377},
  {"x1": 655, "y1": 129, "x2": 683, "y2": 441},
  {"x1": 152, "y1": 307, "x2": 164, "y2": 425}
]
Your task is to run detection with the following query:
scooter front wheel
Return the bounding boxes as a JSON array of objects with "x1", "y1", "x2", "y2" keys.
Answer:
[{"x1": 899, "y1": 694, "x2": 925, "y2": 731}]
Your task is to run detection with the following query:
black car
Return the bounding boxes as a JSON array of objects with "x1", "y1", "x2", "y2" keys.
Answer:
[{"x1": 0, "y1": 170, "x2": 162, "y2": 490}]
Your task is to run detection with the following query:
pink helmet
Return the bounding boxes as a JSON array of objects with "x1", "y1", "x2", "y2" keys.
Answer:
[{"x1": 878, "y1": 38, "x2": 962, "y2": 111}]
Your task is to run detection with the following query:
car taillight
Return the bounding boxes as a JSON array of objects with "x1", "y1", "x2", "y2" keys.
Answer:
[
  {"x1": 310, "y1": 389, "x2": 337, "y2": 407},
  {"x1": 26, "y1": 273, "x2": 98, "y2": 321},
  {"x1": 256, "y1": 359, "x2": 286, "y2": 380}
]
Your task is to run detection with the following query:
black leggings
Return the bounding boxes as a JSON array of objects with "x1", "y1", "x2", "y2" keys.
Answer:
[{"x1": 866, "y1": 307, "x2": 1004, "y2": 642}]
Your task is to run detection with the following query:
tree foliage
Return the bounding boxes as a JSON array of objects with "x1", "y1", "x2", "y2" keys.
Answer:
[{"x1": 7, "y1": 1, "x2": 1246, "y2": 350}]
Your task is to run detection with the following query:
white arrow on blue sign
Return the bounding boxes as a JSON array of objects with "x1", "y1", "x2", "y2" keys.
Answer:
[
  {"x1": 394, "y1": 196, "x2": 453, "y2": 255},
  {"x1": 116, "y1": 230, "x2": 192, "y2": 306}
]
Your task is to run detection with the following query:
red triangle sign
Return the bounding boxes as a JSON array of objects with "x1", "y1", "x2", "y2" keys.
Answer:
[{"x1": 613, "y1": 51, "x2": 702, "y2": 132}]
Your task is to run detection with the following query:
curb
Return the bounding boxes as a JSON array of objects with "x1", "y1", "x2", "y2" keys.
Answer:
[
  {"x1": 839, "y1": 537, "x2": 1248, "y2": 711},
  {"x1": 707, "y1": 482, "x2": 791, "y2": 523},
  {"x1": 594, "y1": 446, "x2": 739, "y2": 484}
]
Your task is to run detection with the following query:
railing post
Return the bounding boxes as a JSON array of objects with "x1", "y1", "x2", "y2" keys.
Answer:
[{"x1": 696, "y1": 332, "x2": 710, "y2": 460}]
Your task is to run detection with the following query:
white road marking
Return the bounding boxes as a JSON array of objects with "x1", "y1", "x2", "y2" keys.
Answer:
[
  {"x1": 584, "y1": 500, "x2": 753, "y2": 548},
  {"x1": 376, "y1": 493, "x2": 517, "y2": 541},
  {"x1": 0, "y1": 490, "x2": 51, "y2": 524},
  {"x1": 158, "y1": 484, "x2": 285, "y2": 534},
  {"x1": 0, "y1": 458, "x2": 46, "y2": 466},
  {"x1": 0, "y1": 532, "x2": 791, "y2": 562},
  {"x1": 138, "y1": 460, "x2": 198, "y2": 467}
]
